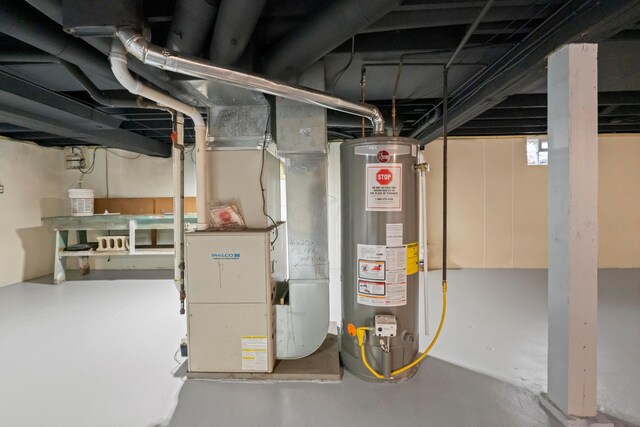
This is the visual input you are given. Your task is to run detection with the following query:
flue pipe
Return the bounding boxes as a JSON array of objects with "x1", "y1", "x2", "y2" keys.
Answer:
[
  {"x1": 109, "y1": 40, "x2": 209, "y2": 231},
  {"x1": 116, "y1": 28, "x2": 385, "y2": 135}
]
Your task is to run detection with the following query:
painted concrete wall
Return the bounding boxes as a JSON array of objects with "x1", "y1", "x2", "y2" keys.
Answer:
[
  {"x1": 423, "y1": 134, "x2": 640, "y2": 269},
  {"x1": 63, "y1": 147, "x2": 197, "y2": 199},
  {"x1": 62, "y1": 147, "x2": 197, "y2": 270},
  {"x1": 0, "y1": 139, "x2": 66, "y2": 287}
]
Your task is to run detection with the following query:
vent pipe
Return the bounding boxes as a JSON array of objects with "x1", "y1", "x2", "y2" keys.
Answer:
[
  {"x1": 110, "y1": 40, "x2": 209, "y2": 231},
  {"x1": 116, "y1": 28, "x2": 385, "y2": 135}
]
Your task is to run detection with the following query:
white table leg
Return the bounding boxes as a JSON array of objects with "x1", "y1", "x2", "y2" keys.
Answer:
[{"x1": 53, "y1": 230, "x2": 68, "y2": 284}]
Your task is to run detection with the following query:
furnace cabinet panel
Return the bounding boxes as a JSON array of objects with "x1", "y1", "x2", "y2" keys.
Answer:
[{"x1": 185, "y1": 231, "x2": 275, "y2": 373}]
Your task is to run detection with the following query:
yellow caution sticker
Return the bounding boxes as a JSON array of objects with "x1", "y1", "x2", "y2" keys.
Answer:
[{"x1": 407, "y1": 242, "x2": 419, "y2": 275}]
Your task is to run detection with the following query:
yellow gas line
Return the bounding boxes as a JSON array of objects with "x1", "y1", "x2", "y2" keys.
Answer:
[{"x1": 357, "y1": 280, "x2": 447, "y2": 379}]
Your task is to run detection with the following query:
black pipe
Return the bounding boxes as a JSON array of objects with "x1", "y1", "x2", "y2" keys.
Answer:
[
  {"x1": 442, "y1": 69, "x2": 448, "y2": 283},
  {"x1": 410, "y1": 0, "x2": 496, "y2": 140},
  {"x1": 440, "y1": 0, "x2": 494, "y2": 285},
  {"x1": 445, "y1": 0, "x2": 496, "y2": 70}
]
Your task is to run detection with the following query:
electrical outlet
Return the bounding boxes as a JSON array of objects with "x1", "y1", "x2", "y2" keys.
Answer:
[{"x1": 0, "y1": 184, "x2": 4, "y2": 194}]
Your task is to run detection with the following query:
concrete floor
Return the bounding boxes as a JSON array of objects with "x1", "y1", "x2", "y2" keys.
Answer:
[
  {"x1": 0, "y1": 269, "x2": 637, "y2": 427},
  {"x1": 426, "y1": 269, "x2": 640, "y2": 425}
]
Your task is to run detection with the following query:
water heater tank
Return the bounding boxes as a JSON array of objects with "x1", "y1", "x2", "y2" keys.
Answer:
[{"x1": 340, "y1": 136, "x2": 420, "y2": 382}]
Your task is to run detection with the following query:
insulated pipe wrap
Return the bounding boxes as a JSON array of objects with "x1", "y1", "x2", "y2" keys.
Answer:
[
  {"x1": 168, "y1": 0, "x2": 219, "y2": 55},
  {"x1": 0, "y1": 0, "x2": 116, "y2": 83},
  {"x1": 261, "y1": 0, "x2": 401, "y2": 79},
  {"x1": 209, "y1": 0, "x2": 266, "y2": 66}
]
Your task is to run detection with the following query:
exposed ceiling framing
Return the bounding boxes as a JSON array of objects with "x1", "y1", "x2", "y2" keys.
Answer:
[{"x1": 0, "y1": 0, "x2": 638, "y2": 155}]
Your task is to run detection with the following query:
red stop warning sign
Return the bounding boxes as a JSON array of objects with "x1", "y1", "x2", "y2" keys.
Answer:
[{"x1": 376, "y1": 169, "x2": 393, "y2": 185}]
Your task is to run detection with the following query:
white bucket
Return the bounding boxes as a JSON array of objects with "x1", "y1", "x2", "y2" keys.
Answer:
[{"x1": 68, "y1": 188, "x2": 95, "y2": 216}]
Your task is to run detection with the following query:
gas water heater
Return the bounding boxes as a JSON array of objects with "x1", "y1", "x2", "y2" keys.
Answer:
[{"x1": 340, "y1": 136, "x2": 421, "y2": 382}]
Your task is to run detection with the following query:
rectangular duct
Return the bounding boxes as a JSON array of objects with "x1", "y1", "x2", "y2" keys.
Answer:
[
  {"x1": 275, "y1": 62, "x2": 329, "y2": 279},
  {"x1": 275, "y1": 63, "x2": 330, "y2": 359},
  {"x1": 188, "y1": 80, "x2": 271, "y2": 148},
  {"x1": 63, "y1": 0, "x2": 143, "y2": 37}
]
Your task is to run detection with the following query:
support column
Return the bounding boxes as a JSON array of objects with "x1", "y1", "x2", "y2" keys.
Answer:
[{"x1": 546, "y1": 44, "x2": 599, "y2": 420}]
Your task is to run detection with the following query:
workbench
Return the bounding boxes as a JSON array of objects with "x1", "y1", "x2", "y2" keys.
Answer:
[{"x1": 42, "y1": 214, "x2": 197, "y2": 284}]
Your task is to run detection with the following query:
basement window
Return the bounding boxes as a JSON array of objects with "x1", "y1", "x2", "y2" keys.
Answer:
[{"x1": 526, "y1": 138, "x2": 548, "y2": 166}]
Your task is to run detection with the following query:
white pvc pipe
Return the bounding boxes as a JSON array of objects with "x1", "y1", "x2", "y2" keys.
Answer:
[
  {"x1": 109, "y1": 40, "x2": 208, "y2": 231},
  {"x1": 419, "y1": 150, "x2": 429, "y2": 335}
]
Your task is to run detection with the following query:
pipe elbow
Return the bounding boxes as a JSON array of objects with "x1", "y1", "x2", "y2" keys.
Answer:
[
  {"x1": 116, "y1": 28, "x2": 148, "y2": 62},
  {"x1": 371, "y1": 107, "x2": 386, "y2": 135},
  {"x1": 109, "y1": 47, "x2": 142, "y2": 95}
]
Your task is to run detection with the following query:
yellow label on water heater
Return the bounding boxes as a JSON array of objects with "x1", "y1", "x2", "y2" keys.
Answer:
[{"x1": 407, "y1": 242, "x2": 419, "y2": 275}]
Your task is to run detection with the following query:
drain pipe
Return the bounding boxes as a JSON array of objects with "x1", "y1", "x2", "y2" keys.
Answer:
[
  {"x1": 109, "y1": 40, "x2": 208, "y2": 231},
  {"x1": 116, "y1": 28, "x2": 385, "y2": 135}
]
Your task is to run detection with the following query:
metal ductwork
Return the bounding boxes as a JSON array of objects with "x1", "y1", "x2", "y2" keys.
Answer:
[
  {"x1": 261, "y1": 0, "x2": 401, "y2": 79},
  {"x1": 209, "y1": 0, "x2": 267, "y2": 66},
  {"x1": 23, "y1": 0, "x2": 62, "y2": 24},
  {"x1": 60, "y1": 61, "x2": 140, "y2": 108},
  {"x1": 116, "y1": 29, "x2": 385, "y2": 134},
  {"x1": 22, "y1": 0, "x2": 202, "y2": 106},
  {"x1": 17, "y1": 0, "x2": 197, "y2": 103},
  {"x1": 168, "y1": 0, "x2": 219, "y2": 56},
  {"x1": 0, "y1": 1, "x2": 117, "y2": 84},
  {"x1": 274, "y1": 62, "x2": 330, "y2": 359}
]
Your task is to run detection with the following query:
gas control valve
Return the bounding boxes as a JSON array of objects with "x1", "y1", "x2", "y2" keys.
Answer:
[{"x1": 374, "y1": 315, "x2": 397, "y2": 337}]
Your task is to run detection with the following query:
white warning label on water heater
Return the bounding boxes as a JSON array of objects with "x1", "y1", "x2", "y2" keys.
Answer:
[
  {"x1": 357, "y1": 244, "x2": 407, "y2": 307},
  {"x1": 366, "y1": 163, "x2": 402, "y2": 211},
  {"x1": 386, "y1": 223, "x2": 403, "y2": 246}
]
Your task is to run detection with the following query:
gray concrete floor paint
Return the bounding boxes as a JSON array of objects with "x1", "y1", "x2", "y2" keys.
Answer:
[
  {"x1": 425, "y1": 269, "x2": 640, "y2": 425},
  {"x1": 0, "y1": 269, "x2": 637, "y2": 427}
]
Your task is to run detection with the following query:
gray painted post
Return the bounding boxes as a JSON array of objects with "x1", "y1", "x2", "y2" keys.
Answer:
[{"x1": 547, "y1": 44, "x2": 599, "y2": 418}]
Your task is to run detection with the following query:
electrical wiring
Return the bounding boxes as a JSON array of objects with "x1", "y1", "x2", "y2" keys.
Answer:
[
  {"x1": 105, "y1": 149, "x2": 109, "y2": 198},
  {"x1": 78, "y1": 146, "x2": 101, "y2": 176},
  {"x1": 259, "y1": 112, "x2": 278, "y2": 246},
  {"x1": 76, "y1": 146, "x2": 144, "y2": 193},
  {"x1": 329, "y1": 37, "x2": 355, "y2": 94},
  {"x1": 105, "y1": 149, "x2": 142, "y2": 160}
]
